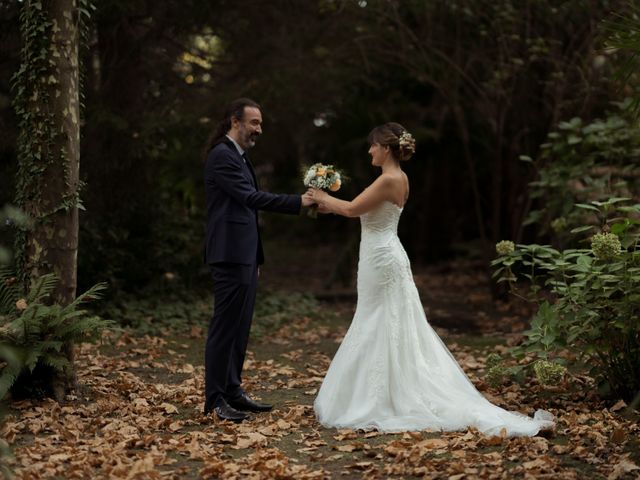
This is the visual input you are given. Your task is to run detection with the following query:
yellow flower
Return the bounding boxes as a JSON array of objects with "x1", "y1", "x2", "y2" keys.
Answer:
[
  {"x1": 316, "y1": 168, "x2": 326, "y2": 176},
  {"x1": 330, "y1": 179, "x2": 341, "y2": 191},
  {"x1": 15, "y1": 298, "x2": 27, "y2": 311}
]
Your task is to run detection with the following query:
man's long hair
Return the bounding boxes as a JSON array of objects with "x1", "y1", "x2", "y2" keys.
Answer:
[{"x1": 202, "y1": 98, "x2": 261, "y2": 161}]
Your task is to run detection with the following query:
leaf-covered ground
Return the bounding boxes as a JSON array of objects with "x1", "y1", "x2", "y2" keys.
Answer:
[{"x1": 3, "y1": 264, "x2": 640, "y2": 479}]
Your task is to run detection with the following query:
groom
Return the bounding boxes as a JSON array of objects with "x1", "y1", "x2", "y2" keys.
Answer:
[{"x1": 203, "y1": 98, "x2": 313, "y2": 422}]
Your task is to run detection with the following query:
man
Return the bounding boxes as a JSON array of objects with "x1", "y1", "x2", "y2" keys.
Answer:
[{"x1": 203, "y1": 98, "x2": 314, "y2": 422}]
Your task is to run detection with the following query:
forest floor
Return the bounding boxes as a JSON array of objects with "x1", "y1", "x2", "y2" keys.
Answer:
[{"x1": 3, "y1": 258, "x2": 640, "y2": 479}]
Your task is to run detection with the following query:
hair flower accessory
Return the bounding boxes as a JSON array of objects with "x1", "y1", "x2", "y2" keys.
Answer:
[{"x1": 398, "y1": 131, "x2": 415, "y2": 152}]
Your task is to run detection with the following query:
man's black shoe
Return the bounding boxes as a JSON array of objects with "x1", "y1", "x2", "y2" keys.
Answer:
[
  {"x1": 213, "y1": 398, "x2": 248, "y2": 423},
  {"x1": 227, "y1": 393, "x2": 273, "y2": 412}
]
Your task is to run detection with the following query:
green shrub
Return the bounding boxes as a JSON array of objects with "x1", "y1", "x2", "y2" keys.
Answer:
[
  {"x1": 533, "y1": 359, "x2": 567, "y2": 385},
  {"x1": 484, "y1": 356, "x2": 525, "y2": 388},
  {"x1": 493, "y1": 198, "x2": 640, "y2": 401},
  {"x1": 486, "y1": 364, "x2": 510, "y2": 388},
  {"x1": 0, "y1": 269, "x2": 114, "y2": 399},
  {"x1": 523, "y1": 102, "x2": 640, "y2": 243}
]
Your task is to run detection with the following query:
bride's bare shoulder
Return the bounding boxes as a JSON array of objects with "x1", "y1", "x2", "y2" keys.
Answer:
[
  {"x1": 377, "y1": 172, "x2": 404, "y2": 183},
  {"x1": 378, "y1": 172, "x2": 409, "y2": 206},
  {"x1": 377, "y1": 172, "x2": 407, "y2": 189}
]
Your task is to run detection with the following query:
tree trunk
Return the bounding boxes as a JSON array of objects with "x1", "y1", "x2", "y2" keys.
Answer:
[{"x1": 19, "y1": 0, "x2": 81, "y2": 400}]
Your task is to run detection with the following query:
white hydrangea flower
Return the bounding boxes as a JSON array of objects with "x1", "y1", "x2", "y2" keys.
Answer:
[
  {"x1": 591, "y1": 232, "x2": 622, "y2": 260},
  {"x1": 495, "y1": 240, "x2": 515, "y2": 256}
]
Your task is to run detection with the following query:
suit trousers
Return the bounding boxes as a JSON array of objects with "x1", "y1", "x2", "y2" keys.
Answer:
[{"x1": 204, "y1": 262, "x2": 258, "y2": 413}]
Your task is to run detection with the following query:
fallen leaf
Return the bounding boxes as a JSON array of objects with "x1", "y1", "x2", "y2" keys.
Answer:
[
  {"x1": 168, "y1": 421, "x2": 183, "y2": 432},
  {"x1": 417, "y1": 438, "x2": 448, "y2": 449},
  {"x1": 347, "y1": 461, "x2": 373, "y2": 470},
  {"x1": 160, "y1": 402, "x2": 179, "y2": 414},
  {"x1": 336, "y1": 444, "x2": 358, "y2": 452},
  {"x1": 608, "y1": 455, "x2": 639, "y2": 480},
  {"x1": 610, "y1": 400, "x2": 627, "y2": 412},
  {"x1": 234, "y1": 432, "x2": 268, "y2": 449},
  {"x1": 610, "y1": 428, "x2": 626, "y2": 445}
]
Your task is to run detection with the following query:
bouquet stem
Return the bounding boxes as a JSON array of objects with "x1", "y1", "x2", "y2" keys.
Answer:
[{"x1": 307, "y1": 205, "x2": 318, "y2": 219}]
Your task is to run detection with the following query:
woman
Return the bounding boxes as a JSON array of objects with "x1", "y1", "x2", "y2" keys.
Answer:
[{"x1": 308, "y1": 122, "x2": 554, "y2": 435}]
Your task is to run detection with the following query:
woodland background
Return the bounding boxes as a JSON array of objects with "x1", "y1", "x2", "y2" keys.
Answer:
[
  {"x1": 1, "y1": 0, "x2": 633, "y2": 294},
  {"x1": 0, "y1": 0, "x2": 639, "y2": 478}
]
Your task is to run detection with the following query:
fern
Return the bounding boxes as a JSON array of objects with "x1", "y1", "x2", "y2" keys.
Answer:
[
  {"x1": 39, "y1": 355, "x2": 70, "y2": 372},
  {"x1": 0, "y1": 268, "x2": 19, "y2": 316},
  {"x1": 37, "y1": 340, "x2": 64, "y2": 353},
  {"x1": 23, "y1": 347, "x2": 43, "y2": 372},
  {"x1": 25, "y1": 274, "x2": 57, "y2": 305},
  {"x1": 0, "y1": 271, "x2": 113, "y2": 400},
  {"x1": 0, "y1": 344, "x2": 21, "y2": 400},
  {"x1": 0, "y1": 364, "x2": 21, "y2": 400},
  {"x1": 63, "y1": 282, "x2": 108, "y2": 311}
]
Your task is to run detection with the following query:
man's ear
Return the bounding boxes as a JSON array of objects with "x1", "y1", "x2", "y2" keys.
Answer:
[{"x1": 230, "y1": 116, "x2": 240, "y2": 130}]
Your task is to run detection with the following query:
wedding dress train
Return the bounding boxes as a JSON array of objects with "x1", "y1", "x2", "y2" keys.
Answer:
[{"x1": 314, "y1": 201, "x2": 554, "y2": 436}]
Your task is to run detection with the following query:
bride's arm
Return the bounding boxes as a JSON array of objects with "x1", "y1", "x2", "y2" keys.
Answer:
[{"x1": 309, "y1": 175, "x2": 394, "y2": 218}]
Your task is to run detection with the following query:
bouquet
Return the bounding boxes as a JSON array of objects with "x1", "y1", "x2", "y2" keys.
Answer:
[{"x1": 302, "y1": 163, "x2": 342, "y2": 217}]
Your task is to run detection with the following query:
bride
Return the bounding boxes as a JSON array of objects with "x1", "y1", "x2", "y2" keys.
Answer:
[{"x1": 307, "y1": 122, "x2": 554, "y2": 436}]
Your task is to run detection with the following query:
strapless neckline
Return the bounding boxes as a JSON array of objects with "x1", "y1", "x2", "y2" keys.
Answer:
[{"x1": 387, "y1": 201, "x2": 404, "y2": 210}]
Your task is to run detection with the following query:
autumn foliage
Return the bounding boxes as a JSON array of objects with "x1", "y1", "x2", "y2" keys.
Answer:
[{"x1": 2, "y1": 276, "x2": 639, "y2": 479}]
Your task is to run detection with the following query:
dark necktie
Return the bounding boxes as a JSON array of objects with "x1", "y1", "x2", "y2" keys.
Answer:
[{"x1": 242, "y1": 153, "x2": 257, "y2": 188}]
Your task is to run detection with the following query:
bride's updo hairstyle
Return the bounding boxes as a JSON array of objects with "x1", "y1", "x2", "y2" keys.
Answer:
[{"x1": 367, "y1": 122, "x2": 416, "y2": 162}]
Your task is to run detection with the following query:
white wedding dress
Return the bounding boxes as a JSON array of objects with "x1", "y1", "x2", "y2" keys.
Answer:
[{"x1": 314, "y1": 201, "x2": 554, "y2": 436}]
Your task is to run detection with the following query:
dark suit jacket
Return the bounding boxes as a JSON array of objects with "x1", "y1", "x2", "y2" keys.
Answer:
[{"x1": 204, "y1": 138, "x2": 301, "y2": 265}]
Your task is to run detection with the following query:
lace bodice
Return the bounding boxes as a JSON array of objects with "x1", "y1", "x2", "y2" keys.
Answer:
[
  {"x1": 356, "y1": 200, "x2": 412, "y2": 307},
  {"x1": 360, "y1": 201, "x2": 403, "y2": 236}
]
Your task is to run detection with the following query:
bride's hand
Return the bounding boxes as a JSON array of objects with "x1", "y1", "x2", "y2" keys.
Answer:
[
  {"x1": 317, "y1": 204, "x2": 331, "y2": 214},
  {"x1": 309, "y1": 188, "x2": 329, "y2": 203}
]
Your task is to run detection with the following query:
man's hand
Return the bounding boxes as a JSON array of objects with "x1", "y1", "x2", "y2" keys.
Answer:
[{"x1": 301, "y1": 191, "x2": 315, "y2": 208}]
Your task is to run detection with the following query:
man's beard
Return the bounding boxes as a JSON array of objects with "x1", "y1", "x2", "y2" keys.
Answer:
[{"x1": 245, "y1": 133, "x2": 258, "y2": 148}]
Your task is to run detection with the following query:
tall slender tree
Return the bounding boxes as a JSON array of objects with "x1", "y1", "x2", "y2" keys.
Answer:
[{"x1": 13, "y1": 0, "x2": 84, "y2": 397}]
